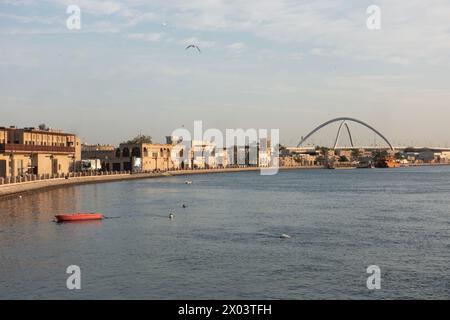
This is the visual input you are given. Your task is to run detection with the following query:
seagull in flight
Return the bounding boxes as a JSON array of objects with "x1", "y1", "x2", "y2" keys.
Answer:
[{"x1": 185, "y1": 44, "x2": 201, "y2": 53}]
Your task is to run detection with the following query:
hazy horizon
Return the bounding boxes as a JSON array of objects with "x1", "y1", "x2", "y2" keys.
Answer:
[{"x1": 1, "y1": 0, "x2": 450, "y2": 147}]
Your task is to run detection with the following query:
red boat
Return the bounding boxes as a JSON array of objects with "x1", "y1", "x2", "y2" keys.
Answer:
[{"x1": 55, "y1": 213, "x2": 104, "y2": 222}]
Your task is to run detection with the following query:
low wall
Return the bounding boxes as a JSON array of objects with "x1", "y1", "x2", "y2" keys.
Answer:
[
  {"x1": 0, "y1": 166, "x2": 321, "y2": 199},
  {"x1": 0, "y1": 172, "x2": 167, "y2": 199}
]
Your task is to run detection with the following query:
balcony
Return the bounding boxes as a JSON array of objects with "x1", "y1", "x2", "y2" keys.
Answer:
[{"x1": 0, "y1": 143, "x2": 75, "y2": 154}]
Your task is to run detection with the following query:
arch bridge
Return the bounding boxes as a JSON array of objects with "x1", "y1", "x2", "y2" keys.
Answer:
[{"x1": 297, "y1": 117, "x2": 394, "y2": 151}]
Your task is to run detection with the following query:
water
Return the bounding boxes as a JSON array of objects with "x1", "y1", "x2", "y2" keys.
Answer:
[{"x1": 0, "y1": 167, "x2": 449, "y2": 299}]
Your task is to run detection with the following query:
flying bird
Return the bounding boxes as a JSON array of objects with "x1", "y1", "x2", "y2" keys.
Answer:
[{"x1": 185, "y1": 44, "x2": 201, "y2": 53}]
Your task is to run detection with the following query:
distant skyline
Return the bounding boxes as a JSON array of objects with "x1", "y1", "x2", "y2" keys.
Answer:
[{"x1": 1, "y1": 0, "x2": 450, "y2": 147}]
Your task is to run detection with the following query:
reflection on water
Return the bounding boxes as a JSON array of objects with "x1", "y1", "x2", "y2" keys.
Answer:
[{"x1": 0, "y1": 168, "x2": 449, "y2": 299}]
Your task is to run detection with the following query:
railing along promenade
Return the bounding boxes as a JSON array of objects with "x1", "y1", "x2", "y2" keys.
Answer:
[
  {"x1": 0, "y1": 165, "x2": 321, "y2": 199},
  {"x1": 0, "y1": 170, "x2": 133, "y2": 186}
]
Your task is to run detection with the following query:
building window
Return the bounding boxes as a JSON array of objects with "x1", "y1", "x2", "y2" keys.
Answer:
[{"x1": 131, "y1": 147, "x2": 141, "y2": 157}]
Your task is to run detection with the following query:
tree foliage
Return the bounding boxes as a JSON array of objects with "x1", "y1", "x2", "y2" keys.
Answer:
[{"x1": 123, "y1": 134, "x2": 153, "y2": 144}]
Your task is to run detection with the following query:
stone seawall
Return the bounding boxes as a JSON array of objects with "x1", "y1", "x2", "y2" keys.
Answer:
[{"x1": 0, "y1": 166, "x2": 321, "y2": 199}]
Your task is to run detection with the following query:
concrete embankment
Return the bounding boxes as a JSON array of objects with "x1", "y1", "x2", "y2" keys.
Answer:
[
  {"x1": 0, "y1": 172, "x2": 164, "y2": 199},
  {"x1": 0, "y1": 166, "x2": 320, "y2": 200}
]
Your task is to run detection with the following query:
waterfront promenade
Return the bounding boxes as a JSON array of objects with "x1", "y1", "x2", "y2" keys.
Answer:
[
  {"x1": 2, "y1": 163, "x2": 450, "y2": 200},
  {"x1": 0, "y1": 166, "x2": 320, "y2": 199}
]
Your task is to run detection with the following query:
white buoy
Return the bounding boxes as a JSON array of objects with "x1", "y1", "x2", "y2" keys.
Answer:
[
  {"x1": 280, "y1": 234, "x2": 291, "y2": 239},
  {"x1": 185, "y1": 180, "x2": 192, "y2": 185},
  {"x1": 169, "y1": 213, "x2": 175, "y2": 220}
]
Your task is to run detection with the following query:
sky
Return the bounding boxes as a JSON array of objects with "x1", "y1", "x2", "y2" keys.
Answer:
[{"x1": 1, "y1": 0, "x2": 450, "y2": 147}]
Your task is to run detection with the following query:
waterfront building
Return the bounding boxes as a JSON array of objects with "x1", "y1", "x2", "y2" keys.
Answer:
[
  {"x1": 186, "y1": 140, "x2": 225, "y2": 169},
  {"x1": 280, "y1": 145, "x2": 319, "y2": 167},
  {"x1": 191, "y1": 140, "x2": 212, "y2": 169},
  {"x1": 215, "y1": 148, "x2": 230, "y2": 167},
  {"x1": 335, "y1": 149, "x2": 353, "y2": 161},
  {"x1": 438, "y1": 151, "x2": 450, "y2": 163},
  {"x1": 105, "y1": 143, "x2": 175, "y2": 172},
  {"x1": 279, "y1": 153, "x2": 317, "y2": 167},
  {"x1": 0, "y1": 126, "x2": 81, "y2": 178},
  {"x1": 81, "y1": 144, "x2": 116, "y2": 170},
  {"x1": 417, "y1": 150, "x2": 450, "y2": 164},
  {"x1": 285, "y1": 147, "x2": 316, "y2": 154},
  {"x1": 279, "y1": 156, "x2": 298, "y2": 167},
  {"x1": 81, "y1": 144, "x2": 116, "y2": 160}
]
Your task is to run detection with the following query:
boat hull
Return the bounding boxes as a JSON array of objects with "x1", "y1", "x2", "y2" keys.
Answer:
[
  {"x1": 375, "y1": 157, "x2": 401, "y2": 168},
  {"x1": 55, "y1": 213, "x2": 104, "y2": 222}
]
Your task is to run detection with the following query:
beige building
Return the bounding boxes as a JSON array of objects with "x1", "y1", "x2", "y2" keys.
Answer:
[
  {"x1": 81, "y1": 144, "x2": 116, "y2": 160},
  {"x1": 279, "y1": 154, "x2": 317, "y2": 167},
  {"x1": 105, "y1": 143, "x2": 177, "y2": 172},
  {"x1": 0, "y1": 126, "x2": 81, "y2": 178},
  {"x1": 81, "y1": 144, "x2": 116, "y2": 170}
]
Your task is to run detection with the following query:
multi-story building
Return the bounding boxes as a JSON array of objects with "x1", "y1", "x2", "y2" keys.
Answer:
[
  {"x1": 105, "y1": 143, "x2": 176, "y2": 172},
  {"x1": 81, "y1": 144, "x2": 116, "y2": 170},
  {"x1": 81, "y1": 144, "x2": 116, "y2": 160},
  {"x1": 0, "y1": 126, "x2": 81, "y2": 178}
]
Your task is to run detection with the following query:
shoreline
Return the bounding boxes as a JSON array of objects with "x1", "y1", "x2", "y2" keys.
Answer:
[
  {"x1": 1, "y1": 163, "x2": 448, "y2": 200},
  {"x1": 0, "y1": 166, "x2": 320, "y2": 200}
]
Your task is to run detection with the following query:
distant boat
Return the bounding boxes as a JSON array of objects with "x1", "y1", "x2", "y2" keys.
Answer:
[
  {"x1": 185, "y1": 180, "x2": 193, "y2": 185},
  {"x1": 375, "y1": 157, "x2": 401, "y2": 168},
  {"x1": 55, "y1": 213, "x2": 103, "y2": 222}
]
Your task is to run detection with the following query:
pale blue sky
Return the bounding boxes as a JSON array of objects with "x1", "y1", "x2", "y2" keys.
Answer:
[{"x1": 1, "y1": 0, "x2": 450, "y2": 147}]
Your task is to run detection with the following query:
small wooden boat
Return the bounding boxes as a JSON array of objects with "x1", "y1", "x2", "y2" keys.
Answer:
[{"x1": 55, "y1": 213, "x2": 104, "y2": 222}]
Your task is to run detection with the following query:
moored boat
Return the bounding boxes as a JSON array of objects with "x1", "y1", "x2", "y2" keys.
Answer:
[
  {"x1": 375, "y1": 156, "x2": 401, "y2": 168},
  {"x1": 55, "y1": 213, "x2": 104, "y2": 222}
]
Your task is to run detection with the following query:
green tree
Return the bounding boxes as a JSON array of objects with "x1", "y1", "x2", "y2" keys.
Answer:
[
  {"x1": 38, "y1": 123, "x2": 48, "y2": 130},
  {"x1": 123, "y1": 134, "x2": 153, "y2": 144}
]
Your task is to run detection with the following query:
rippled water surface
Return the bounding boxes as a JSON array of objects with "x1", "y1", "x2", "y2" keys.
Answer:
[{"x1": 1, "y1": 167, "x2": 449, "y2": 299}]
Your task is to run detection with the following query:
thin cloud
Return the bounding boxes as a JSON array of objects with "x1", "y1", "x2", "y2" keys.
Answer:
[
  {"x1": 126, "y1": 32, "x2": 163, "y2": 42},
  {"x1": 226, "y1": 42, "x2": 246, "y2": 56}
]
